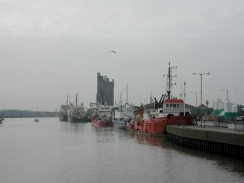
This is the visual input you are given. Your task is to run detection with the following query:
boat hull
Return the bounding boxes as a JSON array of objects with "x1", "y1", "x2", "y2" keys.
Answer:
[
  {"x1": 67, "y1": 115, "x2": 89, "y2": 122},
  {"x1": 92, "y1": 119, "x2": 113, "y2": 127},
  {"x1": 126, "y1": 115, "x2": 193, "y2": 136},
  {"x1": 59, "y1": 114, "x2": 67, "y2": 122},
  {"x1": 112, "y1": 119, "x2": 127, "y2": 128}
]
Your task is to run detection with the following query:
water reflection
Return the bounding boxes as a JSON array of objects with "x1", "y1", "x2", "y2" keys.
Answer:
[
  {"x1": 92, "y1": 125, "x2": 115, "y2": 143},
  {"x1": 166, "y1": 141, "x2": 244, "y2": 175},
  {"x1": 128, "y1": 132, "x2": 244, "y2": 176},
  {"x1": 126, "y1": 133, "x2": 166, "y2": 148},
  {"x1": 59, "y1": 121, "x2": 86, "y2": 133},
  {"x1": 1, "y1": 118, "x2": 243, "y2": 183}
]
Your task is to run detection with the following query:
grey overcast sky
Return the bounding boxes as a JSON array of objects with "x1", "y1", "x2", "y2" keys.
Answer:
[{"x1": 0, "y1": 0, "x2": 244, "y2": 111}]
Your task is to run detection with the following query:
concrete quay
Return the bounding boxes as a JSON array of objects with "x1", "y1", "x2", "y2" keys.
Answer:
[{"x1": 166, "y1": 125, "x2": 244, "y2": 160}]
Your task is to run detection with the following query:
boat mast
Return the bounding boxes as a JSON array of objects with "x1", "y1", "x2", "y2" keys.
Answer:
[
  {"x1": 66, "y1": 95, "x2": 69, "y2": 105},
  {"x1": 124, "y1": 84, "x2": 129, "y2": 104},
  {"x1": 75, "y1": 93, "x2": 78, "y2": 115},
  {"x1": 119, "y1": 92, "x2": 123, "y2": 111},
  {"x1": 167, "y1": 63, "x2": 171, "y2": 99},
  {"x1": 164, "y1": 62, "x2": 177, "y2": 99},
  {"x1": 184, "y1": 81, "x2": 186, "y2": 115}
]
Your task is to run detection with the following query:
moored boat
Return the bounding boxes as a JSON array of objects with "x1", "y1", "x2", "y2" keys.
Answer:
[
  {"x1": 112, "y1": 103, "x2": 137, "y2": 128},
  {"x1": 0, "y1": 112, "x2": 4, "y2": 123},
  {"x1": 126, "y1": 110, "x2": 193, "y2": 136},
  {"x1": 91, "y1": 105, "x2": 114, "y2": 127},
  {"x1": 59, "y1": 95, "x2": 70, "y2": 122},
  {"x1": 67, "y1": 94, "x2": 89, "y2": 122},
  {"x1": 68, "y1": 114, "x2": 89, "y2": 122},
  {"x1": 126, "y1": 62, "x2": 193, "y2": 135},
  {"x1": 111, "y1": 89, "x2": 138, "y2": 128},
  {"x1": 59, "y1": 104, "x2": 69, "y2": 121}
]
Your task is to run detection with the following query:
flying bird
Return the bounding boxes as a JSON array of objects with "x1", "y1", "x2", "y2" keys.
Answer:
[{"x1": 109, "y1": 50, "x2": 116, "y2": 54}]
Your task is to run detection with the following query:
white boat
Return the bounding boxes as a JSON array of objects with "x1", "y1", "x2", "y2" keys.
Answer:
[
  {"x1": 144, "y1": 62, "x2": 191, "y2": 120},
  {"x1": 145, "y1": 97, "x2": 191, "y2": 120},
  {"x1": 112, "y1": 103, "x2": 136, "y2": 128},
  {"x1": 91, "y1": 104, "x2": 115, "y2": 126}
]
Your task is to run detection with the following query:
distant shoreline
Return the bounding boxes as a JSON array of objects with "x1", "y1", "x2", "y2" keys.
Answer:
[{"x1": 3, "y1": 116, "x2": 58, "y2": 118}]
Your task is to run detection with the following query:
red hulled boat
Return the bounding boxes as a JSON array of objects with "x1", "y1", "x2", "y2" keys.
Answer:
[
  {"x1": 125, "y1": 108, "x2": 193, "y2": 136},
  {"x1": 92, "y1": 117, "x2": 113, "y2": 127},
  {"x1": 126, "y1": 62, "x2": 193, "y2": 135},
  {"x1": 91, "y1": 105, "x2": 113, "y2": 127}
]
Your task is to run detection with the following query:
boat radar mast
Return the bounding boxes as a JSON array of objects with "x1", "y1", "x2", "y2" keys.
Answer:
[{"x1": 163, "y1": 62, "x2": 177, "y2": 99}]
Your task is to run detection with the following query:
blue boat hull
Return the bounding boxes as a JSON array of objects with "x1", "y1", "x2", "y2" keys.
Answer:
[{"x1": 112, "y1": 119, "x2": 127, "y2": 128}]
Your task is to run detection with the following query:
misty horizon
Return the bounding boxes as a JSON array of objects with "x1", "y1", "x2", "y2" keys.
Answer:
[{"x1": 1, "y1": 0, "x2": 243, "y2": 111}]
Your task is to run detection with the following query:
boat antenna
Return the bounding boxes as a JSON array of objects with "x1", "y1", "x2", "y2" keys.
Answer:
[
  {"x1": 163, "y1": 61, "x2": 177, "y2": 99},
  {"x1": 123, "y1": 84, "x2": 130, "y2": 104},
  {"x1": 75, "y1": 94, "x2": 78, "y2": 115},
  {"x1": 66, "y1": 95, "x2": 70, "y2": 105},
  {"x1": 183, "y1": 81, "x2": 186, "y2": 116}
]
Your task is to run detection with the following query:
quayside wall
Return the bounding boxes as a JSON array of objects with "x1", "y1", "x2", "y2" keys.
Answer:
[{"x1": 166, "y1": 125, "x2": 244, "y2": 160}]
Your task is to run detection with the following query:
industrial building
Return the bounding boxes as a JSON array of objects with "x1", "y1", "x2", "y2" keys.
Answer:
[{"x1": 96, "y1": 72, "x2": 114, "y2": 106}]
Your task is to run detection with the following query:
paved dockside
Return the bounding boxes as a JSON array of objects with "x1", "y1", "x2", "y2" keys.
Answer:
[{"x1": 166, "y1": 125, "x2": 244, "y2": 159}]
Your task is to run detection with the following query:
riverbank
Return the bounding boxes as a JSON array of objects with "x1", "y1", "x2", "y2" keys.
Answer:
[{"x1": 166, "y1": 124, "x2": 244, "y2": 160}]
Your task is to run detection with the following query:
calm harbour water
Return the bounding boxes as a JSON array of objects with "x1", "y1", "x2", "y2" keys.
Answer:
[{"x1": 0, "y1": 118, "x2": 243, "y2": 183}]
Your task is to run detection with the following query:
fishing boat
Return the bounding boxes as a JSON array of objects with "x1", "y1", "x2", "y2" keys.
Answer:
[
  {"x1": 34, "y1": 107, "x2": 39, "y2": 122},
  {"x1": 0, "y1": 112, "x2": 4, "y2": 123},
  {"x1": 59, "y1": 95, "x2": 70, "y2": 122},
  {"x1": 67, "y1": 104, "x2": 89, "y2": 122},
  {"x1": 112, "y1": 104, "x2": 136, "y2": 128},
  {"x1": 67, "y1": 94, "x2": 89, "y2": 122},
  {"x1": 59, "y1": 105, "x2": 70, "y2": 121},
  {"x1": 126, "y1": 62, "x2": 193, "y2": 135},
  {"x1": 111, "y1": 86, "x2": 137, "y2": 128},
  {"x1": 111, "y1": 91, "x2": 137, "y2": 128},
  {"x1": 91, "y1": 105, "x2": 114, "y2": 127}
]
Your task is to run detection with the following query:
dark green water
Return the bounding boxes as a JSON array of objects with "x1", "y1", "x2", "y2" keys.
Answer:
[{"x1": 0, "y1": 118, "x2": 243, "y2": 183}]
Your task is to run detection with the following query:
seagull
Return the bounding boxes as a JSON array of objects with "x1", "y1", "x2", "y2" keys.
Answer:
[{"x1": 109, "y1": 50, "x2": 116, "y2": 54}]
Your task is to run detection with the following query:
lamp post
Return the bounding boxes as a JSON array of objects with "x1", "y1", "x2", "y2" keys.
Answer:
[
  {"x1": 217, "y1": 98, "x2": 221, "y2": 116},
  {"x1": 190, "y1": 92, "x2": 199, "y2": 109},
  {"x1": 183, "y1": 81, "x2": 186, "y2": 116},
  {"x1": 221, "y1": 89, "x2": 229, "y2": 122},
  {"x1": 193, "y1": 72, "x2": 210, "y2": 127}
]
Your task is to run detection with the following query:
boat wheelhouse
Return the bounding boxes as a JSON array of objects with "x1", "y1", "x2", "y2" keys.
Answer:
[{"x1": 126, "y1": 62, "x2": 193, "y2": 135}]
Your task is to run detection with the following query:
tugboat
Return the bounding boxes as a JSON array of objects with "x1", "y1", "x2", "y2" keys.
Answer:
[{"x1": 126, "y1": 62, "x2": 193, "y2": 135}]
